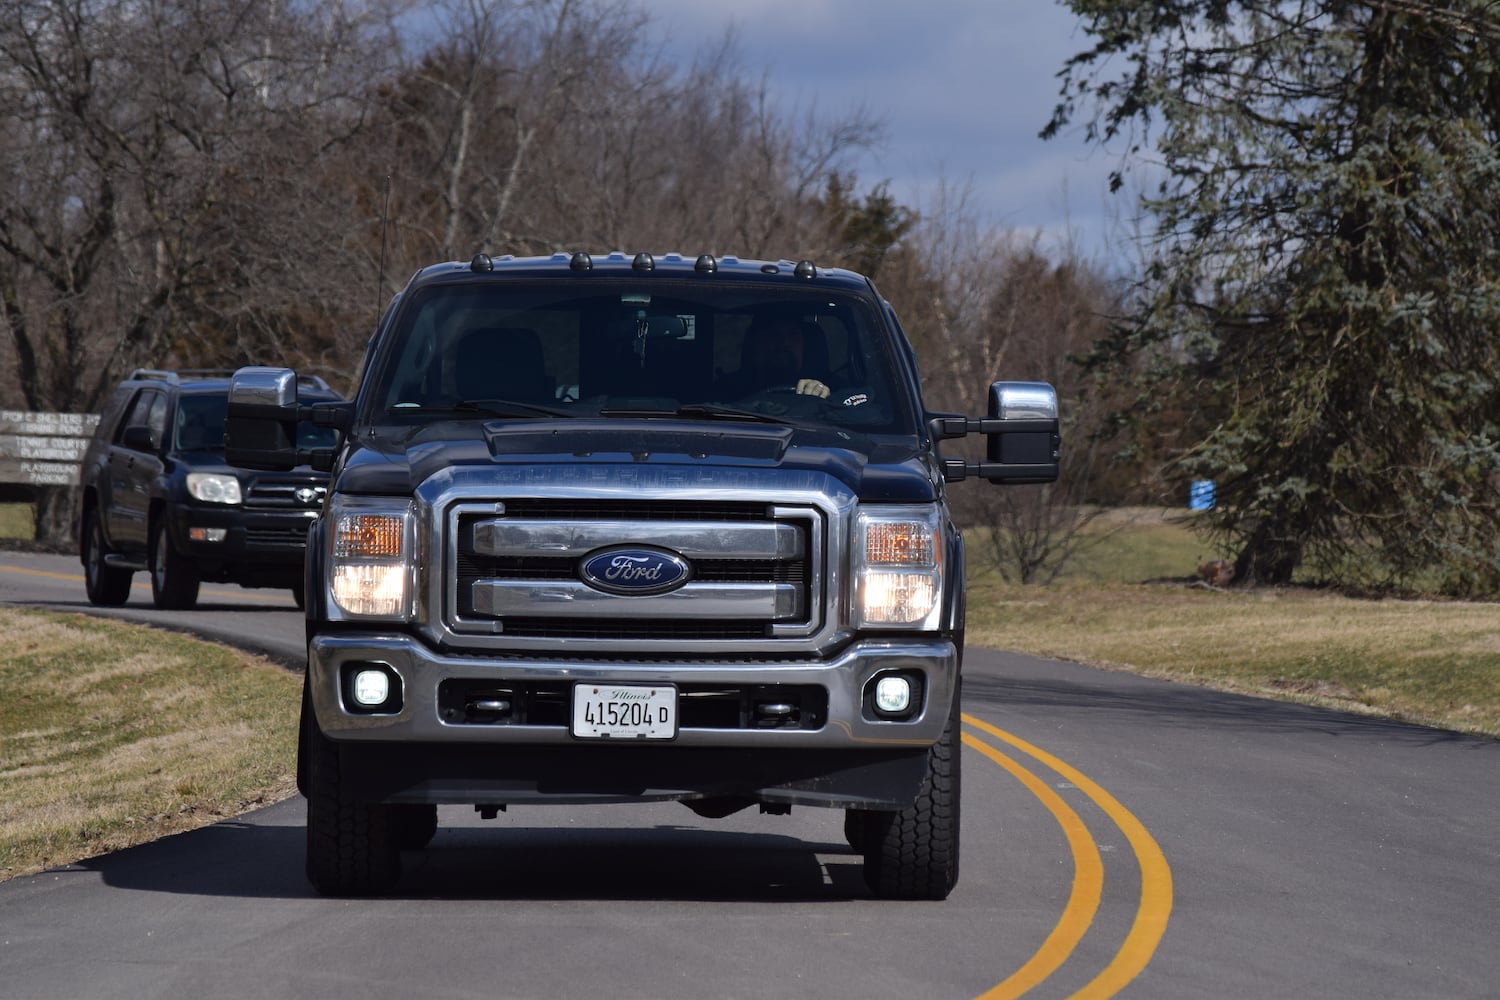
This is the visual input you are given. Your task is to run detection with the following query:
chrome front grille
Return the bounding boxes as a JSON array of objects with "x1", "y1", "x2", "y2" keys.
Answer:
[{"x1": 448, "y1": 500, "x2": 822, "y2": 641}]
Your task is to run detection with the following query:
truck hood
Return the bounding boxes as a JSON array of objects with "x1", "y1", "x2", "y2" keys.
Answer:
[{"x1": 335, "y1": 418, "x2": 940, "y2": 502}]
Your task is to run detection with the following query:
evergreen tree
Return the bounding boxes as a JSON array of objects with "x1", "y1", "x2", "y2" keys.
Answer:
[{"x1": 1046, "y1": 1, "x2": 1500, "y2": 590}]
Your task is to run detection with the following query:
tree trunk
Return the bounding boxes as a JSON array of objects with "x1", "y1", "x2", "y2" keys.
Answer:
[
  {"x1": 1234, "y1": 521, "x2": 1301, "y2": 586},
  {"x1": 33, "y1": 487, "x2": 77, "y2": 551}
]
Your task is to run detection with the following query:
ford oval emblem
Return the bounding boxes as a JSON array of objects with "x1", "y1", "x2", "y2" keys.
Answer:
[{"x1": 579, "y1": 546, "x2": 691, "y2": 596}]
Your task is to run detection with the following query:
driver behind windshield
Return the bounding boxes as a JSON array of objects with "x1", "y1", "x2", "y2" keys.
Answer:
[{"x1": 722, "y1": 312, "x2": 831, "y2": 400}]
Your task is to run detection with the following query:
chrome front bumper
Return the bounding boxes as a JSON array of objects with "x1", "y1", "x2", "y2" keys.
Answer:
[{"x1": 309, "y1": 632, "x2": 957, "y2": 749}]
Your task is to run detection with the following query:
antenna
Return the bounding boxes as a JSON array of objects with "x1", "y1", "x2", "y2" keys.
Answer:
[{"x1": 375, "y1": 174, "x2": 392, "y2": 328}]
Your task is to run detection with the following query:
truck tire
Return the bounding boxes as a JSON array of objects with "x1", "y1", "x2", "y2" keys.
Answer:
[
  {"x1": 859, "y1": 703, "x2": 961, "y2": 900},
  {"x1": 149, "y1": 520, "x2": 200, "y2": 610},
  {"x1": 83, "y1": 509, "x2": 132, "y2": 607},
  {"x1": 303, "y1": 699, "x2": 401, "y2": 896}
]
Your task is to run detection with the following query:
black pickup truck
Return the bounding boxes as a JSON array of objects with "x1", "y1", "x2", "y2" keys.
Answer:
[{"x1": 226, "y1": 251, "x2": 1059, "y2": 899}]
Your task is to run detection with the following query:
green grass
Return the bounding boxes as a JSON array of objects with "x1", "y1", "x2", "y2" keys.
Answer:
[
  {"x1": 1060, "y1": 507, "x2": 1221, "y2": 584},
  {"x1": 0, "y1": 609, "x2": 300, "y2": 881},
  {"x1": 0, "y1": 504, "x2": 32, "y2": 540}
]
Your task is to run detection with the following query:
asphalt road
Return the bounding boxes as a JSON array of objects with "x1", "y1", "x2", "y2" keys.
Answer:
[{"x1": 1, "y1": 551, "x2": 1497, "y2": 999}]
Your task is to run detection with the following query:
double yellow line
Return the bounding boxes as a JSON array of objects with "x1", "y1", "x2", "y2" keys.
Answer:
[{"x1": 963, "y1": 713, "x2": 1173, "y2": 999}]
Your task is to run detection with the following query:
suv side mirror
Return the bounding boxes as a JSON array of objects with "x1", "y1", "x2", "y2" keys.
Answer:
[
  {"x1": 929, "y1": 381, "x2": 1061, "y2": 485},
  {"x1": 226, "y1": 366, "x2": 351, "y2": 471},
  {"x1": 121, "y1": 424, "x2": 157, "y2": 453}
]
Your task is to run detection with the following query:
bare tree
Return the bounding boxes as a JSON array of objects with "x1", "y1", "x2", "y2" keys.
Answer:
[
  {"x1": 877, "y1": 185, "x2": 1124, "y2": 583},
  {"x1": 0, "y1": 0, "x2": 401, "y2": 538}
]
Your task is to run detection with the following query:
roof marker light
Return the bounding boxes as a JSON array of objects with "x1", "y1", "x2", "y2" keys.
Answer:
[
  {"x1": 569, "y1": 252, "x2": 593, "y2": 271},
  {"x1": 694, "y1": 254, "x2": 718, "y2": 273},
  {"x1": 794, "y1": 259, "x2": 817, "y2": 279},
  {"x1": 632, "y1": 252, "x2": 655, "y2": 271},
  {"x1": 470, "y1": 253, "x2": 493, "y2": 272}
]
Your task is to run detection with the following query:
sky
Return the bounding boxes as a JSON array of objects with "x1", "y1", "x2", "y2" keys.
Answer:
[{"x1": 646, "y1": 0, "x2": 1138, "y2": 266}]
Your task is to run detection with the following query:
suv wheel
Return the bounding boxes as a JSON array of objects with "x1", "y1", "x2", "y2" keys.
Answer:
[
  {"x1": 82, "y1": 509, "x2": 132, "y2": 606},
  {"x1": 150, "y1": 520, "x2": 200, "y2": 610},
  {"x1": 857, "y1": 699, "x2": 961, "y2": 900},
  {"x1": 303, "y1": 695, "x2": 401, "y2": 895}
]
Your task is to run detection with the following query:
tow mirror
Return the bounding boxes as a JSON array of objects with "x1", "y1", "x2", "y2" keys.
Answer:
[
  {"x1": 929, "y1": 381, "x2": 1060, "y2": 485},
  {"x1": 225, "y1": 367, "x2": 350, "y2": 471}
]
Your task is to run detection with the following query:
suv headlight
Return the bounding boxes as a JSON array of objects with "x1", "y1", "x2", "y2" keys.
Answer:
[
  {"x1": 328, "y1": 497, "x2": 416, "y2": 619},
  {"x1": 186, "y1": 473, "x2": 242, "y2": 505},
  {"x1": 852, "y1": 505, "x2": 944, "y2": 630}
]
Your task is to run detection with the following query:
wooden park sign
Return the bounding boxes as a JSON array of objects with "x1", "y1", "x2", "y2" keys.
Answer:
[{"x1": 0, "y1": 411, "x2": 100, "y2": 487}]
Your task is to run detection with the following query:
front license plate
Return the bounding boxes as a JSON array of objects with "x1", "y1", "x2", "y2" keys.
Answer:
[{"x1": 571, "y1": 684, "x2": 677, "y2": 740}]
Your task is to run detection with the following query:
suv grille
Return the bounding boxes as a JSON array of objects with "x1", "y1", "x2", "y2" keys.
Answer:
[
  {"x1": 247, "y1": 482, "x2": 326, "y2": 509},
  {"x1": 448, "y1": 500, "x2": 822, "y2": 641}
]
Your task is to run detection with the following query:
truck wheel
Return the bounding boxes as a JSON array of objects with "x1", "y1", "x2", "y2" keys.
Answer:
[
  {"x1": 149, "y1": 520, "x2": 200, "y2": 610},
  {"x1": 859, "y1": 705, "x2": 961, "y2": 900},
  {"x1": 391, "y1": 804, "x2": 439, "y2": 850},
  {"x1": 83, "y1": 509, "x2": 132, "y2": 606},
  {"x1": 303, "y1": 700, "x2": 401, "y2": 896}
]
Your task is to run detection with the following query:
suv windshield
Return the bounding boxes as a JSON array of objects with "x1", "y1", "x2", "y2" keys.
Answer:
[
  {"x1": 176, "y1": 394, "x2": 339, "y2": 452},
  {"x1": 366, "y1": 279, "x2": 915, "y2": 434}
]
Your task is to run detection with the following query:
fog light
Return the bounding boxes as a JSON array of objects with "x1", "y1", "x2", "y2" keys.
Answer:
[
  {"x1": 874, "y1": 675, "x2": 912, "y2": 714},
  {"x1": 352, "y1": 668, "x2": 391, "y2": 707},
  {"x1": 188, "y1": 527, "x2": 227, "y2": 542}
]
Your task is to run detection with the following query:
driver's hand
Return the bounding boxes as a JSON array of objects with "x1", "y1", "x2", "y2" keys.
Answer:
[{"x1": 796, "y1": 378, "x2": 830, "y2": 399}]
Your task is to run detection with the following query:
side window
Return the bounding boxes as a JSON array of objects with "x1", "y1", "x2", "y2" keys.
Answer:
[
  {"x1": 146, "y1": 393, "x2": 169, "y2": 448},
  {"x1": 113, "y1": 391, "x2": 154, "y2": 444},
  {"x1": 112, "y1": 389, "x2": 166, "y2": 451}
]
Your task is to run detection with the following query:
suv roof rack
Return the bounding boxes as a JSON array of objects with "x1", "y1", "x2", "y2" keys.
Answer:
[
  {"x1": 126, "y1": 368, "x2": 333, "y2": 392},
  {"x1": 127, "y1": 367, "x2": 239, "y2": 384}
]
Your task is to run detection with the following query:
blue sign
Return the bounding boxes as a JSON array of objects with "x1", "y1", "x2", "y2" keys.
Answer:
[{"x1": 1189, "y1": 480, "x2": 1216, "y2": 511}]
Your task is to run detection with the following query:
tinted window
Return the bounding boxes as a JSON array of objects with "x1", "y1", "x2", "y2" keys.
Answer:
[{"x1": 367, "y1": 279, "x2": 913, "y2": 433}]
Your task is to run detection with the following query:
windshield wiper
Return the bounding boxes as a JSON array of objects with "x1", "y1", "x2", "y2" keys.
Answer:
[
  {"x1": 389, "y1": 399, "x2": 575, "y2": 418},
  {"x1": 598, "y1": 403, "x2": 796, "y2": 426}
]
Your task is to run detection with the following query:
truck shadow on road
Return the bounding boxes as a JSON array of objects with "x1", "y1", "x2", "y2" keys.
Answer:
[{"x1": 82, "y1": 814, "x2": 870, "y2": 902}]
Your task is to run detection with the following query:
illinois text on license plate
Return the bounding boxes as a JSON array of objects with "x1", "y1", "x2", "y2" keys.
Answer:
[{"x1": 572, "y1": 684, "x2": 677, "y2": 740}]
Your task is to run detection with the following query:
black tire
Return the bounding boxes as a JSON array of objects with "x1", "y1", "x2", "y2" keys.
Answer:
[
  {"x1": 302, "y1": 698, "x2": 402, "y2": 896},
  {"x1": 149, "y1": 519, "x2": 200, "y2": 610},
  {"x1": 391, "y1": 804, "x2": 439, "y2": 851},
  {"x1": 859, "y1": 704, "x2": 961, "y2": 900},
  {"x1": 82, "y1": 509, "x2": 133, "y2": 606}
]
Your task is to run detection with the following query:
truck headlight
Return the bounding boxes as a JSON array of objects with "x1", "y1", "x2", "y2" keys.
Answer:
[
  {"x1": 186, "y1": 473, "x2": 242, "y2": 504},
  {"x1": 328, "y1": 498, "x2": 415, "y2": 619},
  {"x1": 852, "y1": 505, "x2": 944, "y2": 629}
]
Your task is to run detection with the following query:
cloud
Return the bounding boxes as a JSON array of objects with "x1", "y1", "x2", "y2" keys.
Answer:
[{"x1": 643, "y1": 0, "x2": 1130, "y2": 263}]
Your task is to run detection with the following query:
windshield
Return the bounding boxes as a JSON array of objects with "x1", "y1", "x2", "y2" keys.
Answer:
[
  {"x1": 176, "y1": 395, "x2": 340, "y2": 452},
  {"x1": 365, "y1": 279, "x2": 915, "y2": 434}
]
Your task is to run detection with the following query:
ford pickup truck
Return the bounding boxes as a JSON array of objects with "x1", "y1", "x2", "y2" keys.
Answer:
[{"x1": 226, "y1": 250, "x2": 1059, "y2": 899}]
